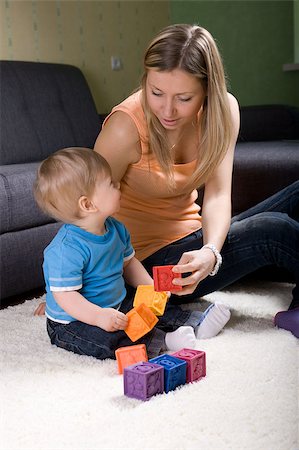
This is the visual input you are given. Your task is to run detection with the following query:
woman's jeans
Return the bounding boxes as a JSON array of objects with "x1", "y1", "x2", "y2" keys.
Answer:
[{"x1": 143, "y1": 181, "x2": 299, "y2": 310}]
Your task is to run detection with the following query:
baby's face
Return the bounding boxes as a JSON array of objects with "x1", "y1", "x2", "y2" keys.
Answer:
[{"x1": 91, "y1": 175, "x2": 121, "y2": 218}]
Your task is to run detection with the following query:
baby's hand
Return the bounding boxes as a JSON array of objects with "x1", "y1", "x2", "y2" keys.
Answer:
[
  {"x1": 96, "y1": 308, "x2": 128, "y2": 332},
  {"x1": 34, "y1": 302, "x2": 46, "y2": 316}
]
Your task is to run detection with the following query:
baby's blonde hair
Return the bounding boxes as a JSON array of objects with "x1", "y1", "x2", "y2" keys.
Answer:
[
  {"x1": 34, "y1": 147, "x2": 111, "y2": 223},
  {"x1": 141, "y1": 24, "x2": 233, "y2": 189}
]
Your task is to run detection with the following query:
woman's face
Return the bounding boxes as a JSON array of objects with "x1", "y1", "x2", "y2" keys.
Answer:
[{"x1": 145, "y1": 68, "x2": 206, "y2": 131}]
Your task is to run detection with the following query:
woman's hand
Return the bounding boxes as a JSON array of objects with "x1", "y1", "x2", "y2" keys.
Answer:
[
  {"x1": 95, "y1": 308, "x2": 129, "y2": 332},
  {"x1": 171, "y1": 247, "x2": 216, "y2": 295}
]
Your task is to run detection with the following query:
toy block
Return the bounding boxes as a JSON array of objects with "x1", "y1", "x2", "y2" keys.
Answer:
[
  {"x1": 133, "y1": 285, "x2": 168, "y2": 316},
  {"x1": 115, "y1": 344, "x2": 148, "y2": 374},
  {"x1": 172, "y1": 348, "x2": 206, "y2": 383},
  {"x1": 124, "y1": 361, "x2": 164, "y2": 401},
  {"x1": 149, "y1": 354, "x2": 187, "y2": 393},
  {"x1": 153, "y1": 265, "x2": 182, "y2": 291},
  {"x1": 124, "y1": 303, "x2": 158, "y2": 342}
]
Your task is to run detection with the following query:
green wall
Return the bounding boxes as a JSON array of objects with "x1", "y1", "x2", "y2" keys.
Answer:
[
  {"x1": 1, "y1": 1, "x2": 298, "y2": 110},
  {"x1": 171, "y1": 1, "x2": 299, "y2": 107},
  {"x1": 0, "y1": 1, "x2": 170, "y2": 113}
]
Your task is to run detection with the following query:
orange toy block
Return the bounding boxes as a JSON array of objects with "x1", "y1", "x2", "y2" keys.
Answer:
[
  {"x1": 124, "y1": 303, "x2": 158, "y2": 342},
  {"x1": 115, "y1": 344, "x2": 148, "y2": 374},
  {"x1": 133, "y1": 285, "x2": 168, "y2": 316}
]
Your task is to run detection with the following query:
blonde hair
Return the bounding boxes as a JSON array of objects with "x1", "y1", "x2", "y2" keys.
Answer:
[
  {"x1": 34, "y1": 147, "x2": 111, "y2": 223},
  {"x1": 141, "y1": 24, "x2": 233, "y2": 188}
]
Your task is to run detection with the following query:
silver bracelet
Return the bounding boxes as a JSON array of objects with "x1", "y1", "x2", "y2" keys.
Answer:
[{"x1": 202, "y1": 243, "x2": 222, "y2": 276}]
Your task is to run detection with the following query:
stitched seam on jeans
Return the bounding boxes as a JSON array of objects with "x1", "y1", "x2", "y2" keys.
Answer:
[
  {"x1": 223, "y1": 240, "x2": 298, "y2": 272},
  {"x1": 269, "y1": 239, "x2": 299, "y2": 265},
  {"x1": 61, "y1": 326, "x2": 112, "y2": 353}
]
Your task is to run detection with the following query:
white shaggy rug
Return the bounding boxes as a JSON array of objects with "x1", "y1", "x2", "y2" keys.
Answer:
[{"x1": 1, "y1": 281, "x2": 298, "y2": 450}]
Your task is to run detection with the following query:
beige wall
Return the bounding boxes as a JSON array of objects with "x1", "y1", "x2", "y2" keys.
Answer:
[{"x1": 0, "y1": 0, "x2": 170, "y2": 112}]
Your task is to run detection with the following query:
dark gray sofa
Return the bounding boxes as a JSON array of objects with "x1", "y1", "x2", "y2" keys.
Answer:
[
  {"x1": 0, "y1": 61, "x2": 102, "y2": 301},
  {"x1": 232, "y1": 104, "x2": 299, "y2": 215},
  {"x1": 1, "y1": 60, "x2": 298, "y2": 302}
]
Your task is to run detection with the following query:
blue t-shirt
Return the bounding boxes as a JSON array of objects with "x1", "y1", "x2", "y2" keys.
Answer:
[{"x1": 43, "y1": 217, "x2": 134, "y2": 323}]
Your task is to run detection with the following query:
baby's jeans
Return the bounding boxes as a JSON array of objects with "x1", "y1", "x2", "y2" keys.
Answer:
[
  {"x1": 46, "y1": 292, "x2": 203, "y2": 360},
  {"x1": 143, "y1": 181, "x2": 299, "y2": 310}
]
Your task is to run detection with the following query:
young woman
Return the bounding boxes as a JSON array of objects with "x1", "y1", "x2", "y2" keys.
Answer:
[{"x1": 94, "y1": 24, "x2": 299, "y2": 337}]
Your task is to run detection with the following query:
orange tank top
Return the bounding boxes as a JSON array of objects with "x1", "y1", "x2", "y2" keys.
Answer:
[{"x1": 103, "y1": 91, "x2": 202, "y2": 261}]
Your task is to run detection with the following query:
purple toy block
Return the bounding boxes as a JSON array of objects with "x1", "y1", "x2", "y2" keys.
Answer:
[
  {"x1": 124, "y1": 362, "x2": 164, "y2": 401},
  {"x1": 172, "y1": 348, "x2": 206, "y2": 383}
]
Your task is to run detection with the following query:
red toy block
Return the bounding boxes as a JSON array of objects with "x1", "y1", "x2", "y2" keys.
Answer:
[
  {"x1": 115, "y1": 344, "x2": 148, "y2": 374},
  {"x1": 153, "y1": 265, "x2": 182, "y2": 291},
  {"x1": 124, "y1": 303, "x2": 158, "y2": 342},
  {"x1": 172, "y1": 348, "x2": 206, "y2": 382}
]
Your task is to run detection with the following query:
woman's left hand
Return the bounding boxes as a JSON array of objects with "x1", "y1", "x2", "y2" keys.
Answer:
[{"x1": 171, "y1": 248, "x2": 216, "y2": 295}]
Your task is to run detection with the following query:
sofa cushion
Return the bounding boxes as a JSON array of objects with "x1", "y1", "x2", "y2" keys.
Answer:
[
  {"x1": 0, "y1": 222, "x2": 62, "y2": 299},
  {"x1": 238, "y1": 105, "x2": 299, "y2": 142},
  {"x1": 0, "y1": 162, "x2": 56, "y2": 234},
  {"x1": 232, "y1": 140, "x2": 299, "y2": 215},
  {"x1": 0, "y1": 61, "x2": 101, "y2": 165}
]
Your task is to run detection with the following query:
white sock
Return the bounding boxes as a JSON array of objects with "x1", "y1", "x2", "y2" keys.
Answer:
[
  {"x1": 165, "y1": 326, "x2": 196, "y2": 352},
  {"x1": 195, "y1": 303, "x2": 231, "y2": 339}
]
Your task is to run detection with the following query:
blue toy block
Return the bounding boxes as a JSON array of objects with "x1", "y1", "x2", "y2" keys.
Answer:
[
  {"x1": 149, "y1": 354, "x2": 187, "y2": 393},
  {"x1": 124, "y1": 361, "x2": 164, "y2": 401}
]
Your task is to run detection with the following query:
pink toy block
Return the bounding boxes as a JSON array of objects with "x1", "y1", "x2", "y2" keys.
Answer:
[
  {"x1": 115, "y1": 344, "x2": 148, "y2": 374},
  {"x1": 172, "y1": 348, "x2": 206, "y2": 383},
  {"x1": 153, "y1": 265, "x2": 182, "y2": 291}
]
